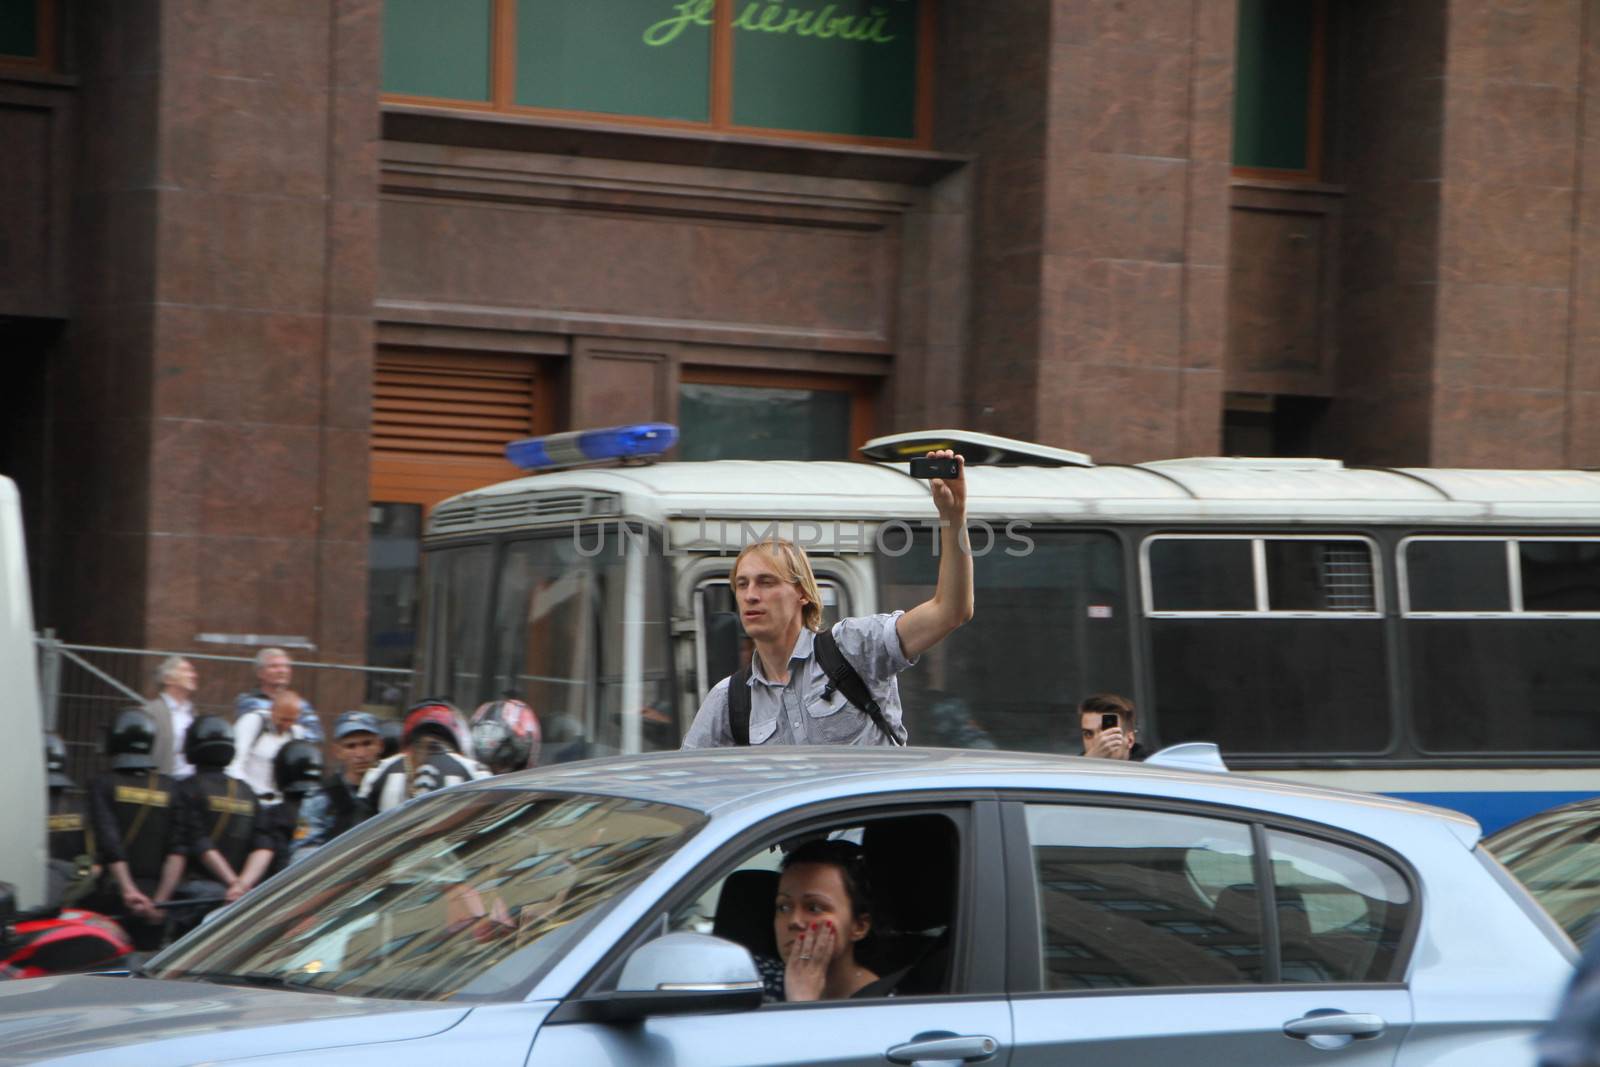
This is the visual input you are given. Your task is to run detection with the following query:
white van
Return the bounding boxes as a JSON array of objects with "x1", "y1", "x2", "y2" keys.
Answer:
[{"x1": 0, "y1": 475, "x2": 46, "y2": 909}]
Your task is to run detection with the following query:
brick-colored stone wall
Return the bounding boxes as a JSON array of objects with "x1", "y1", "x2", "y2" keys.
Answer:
[
  {"x1": 942, "y1": 0, "x2": 1234, "y2": 463},
  {"x1": 44, "y1": 0, "x2": 380, "y2": 658}
]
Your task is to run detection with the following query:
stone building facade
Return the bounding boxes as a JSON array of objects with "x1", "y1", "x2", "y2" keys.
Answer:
[{"x1": 3, "y1": 0, "x2": 1598, "y2": 661}]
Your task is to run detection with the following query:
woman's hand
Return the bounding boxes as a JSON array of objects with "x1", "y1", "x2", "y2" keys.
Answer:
[{"x1": 783, "y1": 921, "x2": 836, "y2": 1002}]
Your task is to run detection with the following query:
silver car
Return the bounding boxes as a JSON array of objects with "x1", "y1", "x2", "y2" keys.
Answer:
[{"x1": 0, "y1": 748, "x2": 1574, "y2": 1066}]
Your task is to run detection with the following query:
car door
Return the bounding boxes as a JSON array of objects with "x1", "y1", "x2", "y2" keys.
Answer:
[
  {"x1": 1003, "y1": 799, "x2": 1415, "y2": 1066},
  {"x1": 528, "y1": 800, "x2": 1013, "y2": 1067}
]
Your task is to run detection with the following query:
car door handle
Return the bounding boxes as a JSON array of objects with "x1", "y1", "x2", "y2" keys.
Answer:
[
  {"x1": 885, "y1": 1034, "x2": 999, "y2": 1064},
  {"x1": 1283, "y1": 1012, "x2": 1386, "y2": 1040}
]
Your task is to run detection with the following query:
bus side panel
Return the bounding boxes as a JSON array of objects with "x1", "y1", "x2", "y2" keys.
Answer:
[{"x1": 0, "y1": 478, "x2": 46, "y2": 909}]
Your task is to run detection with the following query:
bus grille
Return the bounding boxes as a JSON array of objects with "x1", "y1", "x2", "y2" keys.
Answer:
[{"x1": 428, "y1": 492, "x2": 620, "y2": 534}]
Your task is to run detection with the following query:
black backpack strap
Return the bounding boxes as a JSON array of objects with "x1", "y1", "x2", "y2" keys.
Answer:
[
  {"x1": 727, "y1": 668, "x2": 752, "y2": 746},
  {"x1": 814, "y1": 630, "x2": 903, "y2": 746}
]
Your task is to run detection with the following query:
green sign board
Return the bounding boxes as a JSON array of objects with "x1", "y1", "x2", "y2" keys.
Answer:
[{"x1": 382, "y1": 0, "x2": 924, "y2": 141}]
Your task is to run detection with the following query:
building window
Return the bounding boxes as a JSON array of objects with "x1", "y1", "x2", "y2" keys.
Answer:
[
  {"x1": 369, "y1": 349, "x2": 548, "y2": 509},
  {"x1": 1232, "y1": 0, "x2": 1326, "y2": 177},
  {"x1": 0, "y1": 0, "x2": 53, "y2": 67},
  {"x1": 382, "y1": 0, "x2": 933, "y2": 145},
  {"x1": 676, "y1": 367, "x2": 876, "y2": 460}
]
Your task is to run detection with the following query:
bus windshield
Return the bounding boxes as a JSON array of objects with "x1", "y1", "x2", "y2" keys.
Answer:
[{"x1": 421, "y1": 525, "x2": 676, "y2": 757}]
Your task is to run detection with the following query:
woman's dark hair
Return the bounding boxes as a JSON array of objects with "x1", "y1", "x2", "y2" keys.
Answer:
[{"x1": 781, "y1": 838, "x2": 874, "y2": 920}]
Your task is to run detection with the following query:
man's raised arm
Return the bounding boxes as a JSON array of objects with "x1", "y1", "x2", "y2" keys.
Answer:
[{"x1": 895, "y1": 450, "x2": 974, "y2": 660}]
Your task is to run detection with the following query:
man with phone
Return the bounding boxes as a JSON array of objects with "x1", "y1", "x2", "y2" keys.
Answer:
[
  {"x1": 1079, "y1": 693, "x2": 1147, "y2": 761},
  {"x1": 682, "y1": 449, "x2": 973, "y2": 748}
]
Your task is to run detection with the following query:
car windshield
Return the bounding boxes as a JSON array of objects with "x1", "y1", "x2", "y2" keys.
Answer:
[
  {"x1": 1486, "y1": 803, "x2": 1600, "y2": 945},
  {"x1": 146, "y1": 790, "x2": 704, "y2": 1002}
]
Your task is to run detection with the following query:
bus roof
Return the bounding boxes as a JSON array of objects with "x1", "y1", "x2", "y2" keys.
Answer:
[{"x1": 428, "y1": 456, "x2": 1600, "y2": 537}]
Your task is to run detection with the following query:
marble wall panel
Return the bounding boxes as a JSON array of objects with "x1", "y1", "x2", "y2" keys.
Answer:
[
  {"x1": 1084, "y1": 48, "x2": 1190, "y2": 159},
  {"x1": 1566, "y1": 389, "x2": 1600, "y2": 464},
  {"x1": 1437, "y1": 182, "x2": 1573, "y2": 289},
  {"x1": 1085, "y1": 154, "x2": 1188, "y2": 263},
  {"x1": 1434, "y1": 282, "x2": 1571, "y2": 391},
  {"x1": 1442, "y1": 79, "x2": 1577, "y2": 189},
  {"x1": 1448, "y1": 0, "x2": 1581, "y2": 85},
  {"x1": 379, "y1": 197, "x2": 896, "y2": 340},
  {"x1": 1177, "y1": 368, "x2": 1225, "y2": 456},
  {"x1": 1431, "y1": 385, "x2": 1568, "y2": 467},
  {"x1": 198, "y1": 421, "x2": 321, "y2": 540}
]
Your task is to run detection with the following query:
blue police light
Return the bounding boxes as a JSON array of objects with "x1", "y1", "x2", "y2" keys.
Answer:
[{"x1": 505, "y1": 423, "x2": 679, "y2": 471}]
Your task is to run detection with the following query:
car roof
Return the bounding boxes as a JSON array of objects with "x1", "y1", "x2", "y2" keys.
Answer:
[{"x1": 472, "y1": 747, "x2": 1479, "y2": 843}]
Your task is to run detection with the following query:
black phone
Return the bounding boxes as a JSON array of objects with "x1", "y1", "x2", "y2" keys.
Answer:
[
  {"x1": 1101, "y1": 712, "x2": 1120, "y2": 730},
  {"x1": 909, "y1": 456, "x2": 961, "y2": 480}
]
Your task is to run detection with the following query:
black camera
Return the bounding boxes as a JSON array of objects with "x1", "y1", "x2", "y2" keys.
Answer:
[{"x1": 908, "y1": 457, "x2": 961, "y2": 480}]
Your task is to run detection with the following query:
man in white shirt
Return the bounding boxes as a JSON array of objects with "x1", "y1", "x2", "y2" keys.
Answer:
[
  {"x1": 227, "y1": 691, "x2": 305, "y2": 803},
  {"x1": 148, "y1": 656, "x2": 198, "y2": 778}
]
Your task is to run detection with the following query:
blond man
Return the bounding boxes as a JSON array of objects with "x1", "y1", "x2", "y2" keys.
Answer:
[{"x1": 682, "y1": 450, "x2": 973, "y2": 748}]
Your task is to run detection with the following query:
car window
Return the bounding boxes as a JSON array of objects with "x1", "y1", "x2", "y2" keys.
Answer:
[
  {"x1": 1265, "y1": 829, "x2": 1411, "y2": 983},
  {"x1": 1023, "y1": 805, "x2": 1261, "y2": 989},
  {"x1": 669, "y1": 812, "x2": 960, "y2": 1000},
  {"x1": 1486, "y1": 805, "x2": 1600, "y2": 946},
  {"x1": 146, "y1": 791, "x2": 704, "y2": 1002}
]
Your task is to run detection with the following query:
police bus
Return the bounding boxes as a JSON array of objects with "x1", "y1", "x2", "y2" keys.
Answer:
[
  {"x1": 1, "y1": 475, "x2": 47, "y2": 909},
  {"x1": 415, "y1": 425, "x2": 1600, "y2": 832}
]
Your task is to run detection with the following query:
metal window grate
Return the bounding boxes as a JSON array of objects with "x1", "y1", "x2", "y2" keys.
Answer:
[
  {"x1": 429, "y1": 492, "x2": 620, "y2": 534},
  {"x1": 1321, "y1": 545, "x2": 1375, "y2": 611}
]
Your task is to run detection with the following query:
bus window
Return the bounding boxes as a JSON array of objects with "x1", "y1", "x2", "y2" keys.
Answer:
[
  {"x1": 1144, "y1": 536, "x2": 1387, "y2": 754},
  {"x1": 1520, "y1": 541, "x2": 1600, "y2": 612},
  {"x1": 1401, "y1": 539, "x2": 1510, "y2": 613},
  {"x1": 877, "y1": 530, "x2": 1132, "y2": 753},
  {"x1": 490, "y1": 527, "x2": 676, "y2": 757},
  {"x1": 1403, "y1": 537, "x2": 1600, "y2": 753},
  {"x1": 695, "y1": 577, "x2": 846, "y2": 699},
  {"x1": 1148, "y1": 540, "x2": 1254, "y2": 612},
  {"x1": 420, "y1": 542, "x2": 494, "y2": 707}
]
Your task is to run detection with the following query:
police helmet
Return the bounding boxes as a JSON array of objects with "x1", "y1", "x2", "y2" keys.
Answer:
[
  {"x1": 470, "y1": 698, "x2": 541, "y2": 774},
  {"x1": 273, "y1": 739, "x2": 324, "y2": 798},
  {"x1": 184, "y1": 715, "x2": 236, "y2": 769},
  {"x1": 107, "y1": 707, "x2": 158, "y2": 771},
  {"x1": 402, "y1": 698, "x2": 467, "y2": 753},
  {"x1": 45, "y1": 733, "x2": 74, "y2": 790}
]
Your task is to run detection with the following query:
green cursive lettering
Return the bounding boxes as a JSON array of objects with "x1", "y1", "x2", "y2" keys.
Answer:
[
  {"x1": 642, "y1": 0, "x2": 714, "y2": 46},
  {"x1": 732, "y1": 1, "x2": 762, "y2": 30},
  {"x1": 645, "y1": 0, "x2": 902, "y2": 47}
]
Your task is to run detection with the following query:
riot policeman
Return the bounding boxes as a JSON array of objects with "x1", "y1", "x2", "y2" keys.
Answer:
[
  {"x1": 86, "y1": 707, "x2": 193, "y2": 947},
  {"x1": 232, "y1": 740, "x2": 325, "y2": 897},
  {"x1": 44, "y1": 733, "x2": 97, "y2": 907},
  {"x1": 169, "y1": 716, "x2": 274, "y2": 915}
]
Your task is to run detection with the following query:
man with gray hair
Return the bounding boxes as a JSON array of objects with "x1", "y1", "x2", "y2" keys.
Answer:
[
  {"x1": 233, "y1": 647, "x2": 322, "y2": 743},
  {"x1": 147, "y1": 656, "x2": 197, "y2": 778}
]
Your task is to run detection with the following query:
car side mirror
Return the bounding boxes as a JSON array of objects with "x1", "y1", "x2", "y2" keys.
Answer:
[{"x1": 603, "y1": 932, "x2": 763, "y2": 1020}]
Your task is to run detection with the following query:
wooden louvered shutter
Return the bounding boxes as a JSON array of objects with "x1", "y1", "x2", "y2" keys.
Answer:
[{"x1": 369, "y1": 351, "x2": 544, "y2": 509}]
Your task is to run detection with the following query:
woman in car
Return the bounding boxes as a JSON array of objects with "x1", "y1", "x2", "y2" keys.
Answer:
[{"x1": 762, "y1": 839, "x2": 895, "y2": 1002}]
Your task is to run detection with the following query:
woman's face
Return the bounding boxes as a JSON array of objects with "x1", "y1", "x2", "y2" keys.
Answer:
[{"x1": 774, "y1": 862, "x2": 869, "y2": 963}]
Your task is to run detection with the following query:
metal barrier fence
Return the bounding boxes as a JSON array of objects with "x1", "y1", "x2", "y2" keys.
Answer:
[{"x1": 35, "y1": 635, "x2": 413, "y2": 787}]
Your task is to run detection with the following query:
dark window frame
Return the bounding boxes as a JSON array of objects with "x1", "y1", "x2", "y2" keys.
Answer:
[
  {"x1": 381, "y1": 0, "x2": 938, "y2": 149},
  {"x1": 1141, "y1": 533, "x2": 1384, "y2": 618},
  {"x1": 677, "y1": 366, "x2": 879, "y2": 462},
  {"x1": 0, "y1": 0, "x2": 54, "y2": 69},
  {"x1": 998, "y1": 793, "x2": 1421, "y2": 998},
  {"x1": 547, "y1": 794, "x2": 1008, "y2": 1021},
  {"x1": 1399, "y1": 535, "x2": 1600, "y2": 618},
  {"x1": 1231, "y1": 0, "x2": 1328, "y2": 180}
]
